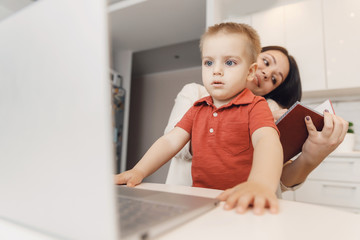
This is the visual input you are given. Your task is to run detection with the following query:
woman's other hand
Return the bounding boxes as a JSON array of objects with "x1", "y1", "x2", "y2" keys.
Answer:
[
  {"x1": 301, "y1": 111, "x2": 348, "y2": 166},
  {"x1": 280, "y1": 111, "x2": 348, "y2": 189}
]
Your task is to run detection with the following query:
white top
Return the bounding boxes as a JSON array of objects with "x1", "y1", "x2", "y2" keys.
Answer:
[
  {"x1": 165, "y1": 83, "x2": 208, "y2": 187},
  {"x1": 139, "y1": 183, "x2": 360, "y2": 240}
]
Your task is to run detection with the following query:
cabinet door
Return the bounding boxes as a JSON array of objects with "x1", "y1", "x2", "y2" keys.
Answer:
[
  {"x1": 295, "y1": 180, "x2": 360, "y2": 208},
  {"x1": 307, "y1": 156, "x2": 360, "y2": 182},
  {"x1": 227, "y1": 15, "x2": 252, "y2": 26},
  {"x1": 323, "y1": 0, "x2": 360, "y2": 89},
  {"x1": 284, "y1": 0, "x2": 326, "y2": 92},
  {"x1": 251, "y1": 6, "x2": 285, "y2": 47},
  {"x1": 282, "y1": 191, "x2": 295, "y2": 201}
]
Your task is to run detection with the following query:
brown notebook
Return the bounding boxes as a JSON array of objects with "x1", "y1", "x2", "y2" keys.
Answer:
[{"x1": 275, "y1": 100, "x2": 334, "y2": 162}]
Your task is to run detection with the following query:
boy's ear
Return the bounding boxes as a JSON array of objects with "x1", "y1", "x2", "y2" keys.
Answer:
[{"x1": 247, "y1": 63, "x2": 258, "y2": 82}]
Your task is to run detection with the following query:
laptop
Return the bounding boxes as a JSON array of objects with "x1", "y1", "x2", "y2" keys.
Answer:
[{"x1": 0, "y1": 0, "x2": 218, "y2": 240}]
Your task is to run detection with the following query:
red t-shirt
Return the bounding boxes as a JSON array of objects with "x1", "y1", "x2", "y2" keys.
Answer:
[{"x1": 176, "y1": 88, "x2": 279, "y2": 190}]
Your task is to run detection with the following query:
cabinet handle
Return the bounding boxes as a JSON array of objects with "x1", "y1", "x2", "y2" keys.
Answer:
[
  {"x1": 322, "y1": 184, "x2": 356, "y2": 190},
  {"x1": 325, "y1": 160, "x2": 355, "y2": 165}
]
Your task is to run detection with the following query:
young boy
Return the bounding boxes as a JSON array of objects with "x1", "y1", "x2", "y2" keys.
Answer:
[{"x1": 115, "y1": 22, "x2": 283, "y2": 215}]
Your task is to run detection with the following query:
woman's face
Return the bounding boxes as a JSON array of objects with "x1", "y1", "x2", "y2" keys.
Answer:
[{"x1": 247, "y1": 50, "x2": 290, "y2": 96}]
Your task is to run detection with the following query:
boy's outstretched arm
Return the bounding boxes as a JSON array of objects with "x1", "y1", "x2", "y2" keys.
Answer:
[
  {"x1": 217, "y1": 127, "x2": 283, "y2": 215},
  {"x1": 115, "y1": 127, "x2": 190, "y2": 187}
]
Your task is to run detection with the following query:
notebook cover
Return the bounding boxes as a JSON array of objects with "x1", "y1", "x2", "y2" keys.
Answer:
[{"x1": 276, "y1": 102, "x2": 325, "y2": 162}]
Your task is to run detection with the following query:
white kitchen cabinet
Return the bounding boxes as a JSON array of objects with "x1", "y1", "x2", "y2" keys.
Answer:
[
  {"x1": 296, "y1": 181, "x2": 360, "y2": 209},
  {"x1": 209, "y1": 0, "x2": 327, "y2": 92},
  {"x1": 282, "y1": 190, "x2": 295, "y2": 201},
  {"x1": 227, "y1": 6, "x2": 285, "y2": 46},
  {"x1": 224, "y1": 15, "x2": 252, "y2": 26},
  {"x1": 206, "y1": 0, "x2": 360, "y2": 96},
  {"x1": 323, "y1": 0, "x2": 360, "y2": 89},
  {"x1": 252, "y1": 0, "x2": 327, "y2": 92},
  {"x1": 294, "y1": 153, "x2": 360, "y2": 213},
  {"x1": 251, "y1": 6, "x2": 285, "y2": 47},
  {"x1": 227, "y1": 0, "x2": 327, "y2": 92},
  {"x1": 284, "y1": 0, "x2": 326, "y2": 92}
]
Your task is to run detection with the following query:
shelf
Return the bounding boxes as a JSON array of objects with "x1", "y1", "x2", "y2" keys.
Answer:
[
  {"x1": 329, "y1": 151, "x2": 360, "y2": 158},
  {"x1": 302, "y1": 87, "x2": 360, "y2": 101}
]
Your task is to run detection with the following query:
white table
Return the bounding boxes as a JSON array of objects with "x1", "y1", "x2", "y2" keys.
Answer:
[
  {"x1": 137, "y1": 183, "x2": 360, "y2": 240},
  {"x1": 1, "y1": 183, "x2": 360, "y2": 240}
]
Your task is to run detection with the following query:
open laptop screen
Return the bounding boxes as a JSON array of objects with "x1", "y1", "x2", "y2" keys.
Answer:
[{"x1": 0, "y1": 0, "x2": 120, "y2": 239}]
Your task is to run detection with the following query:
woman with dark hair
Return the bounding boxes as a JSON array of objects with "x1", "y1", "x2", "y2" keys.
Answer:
[
  {"x1": 261, "y1": 46, "x2": 302, "y2": 109},
  {"x1": 165, "y1": 45, "x2": 348, "y2": 195}
]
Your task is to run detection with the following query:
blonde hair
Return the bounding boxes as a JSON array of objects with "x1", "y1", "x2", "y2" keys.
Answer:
[{"x1": 199, "y1": 22, "x2": 261, "y2": 63}]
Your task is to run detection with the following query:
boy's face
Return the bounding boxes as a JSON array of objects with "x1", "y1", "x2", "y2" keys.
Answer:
[{"x1": 201, "y1": 32, "x2": 257, "y2": 107}]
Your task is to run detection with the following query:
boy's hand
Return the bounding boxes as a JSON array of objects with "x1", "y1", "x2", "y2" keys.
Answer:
[
  {"x1": 216, "y1": 181, "x2": 279, "y2": 215},
  {"x1": 114, "y1": 169, "x2": 145, "y2": 187}
]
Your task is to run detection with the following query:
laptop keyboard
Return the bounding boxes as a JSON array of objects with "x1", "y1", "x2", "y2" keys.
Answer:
[{"x1": 118, "y1": 195, "x2": 187, "y2": 236}]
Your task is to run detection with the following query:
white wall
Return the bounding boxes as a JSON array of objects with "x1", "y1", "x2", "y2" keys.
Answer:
[{"x1": 127, "y1": 67, "x2": 202, "y2": 183}]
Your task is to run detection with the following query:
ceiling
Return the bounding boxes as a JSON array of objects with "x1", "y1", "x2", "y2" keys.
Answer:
[
  {"x1": 107, "y1": 0, "x2": 283, "y2": 53},
  {"x1": 108, "y1": 0, "x2": 207, "y2": 52},
  {"x1": 107, "y1": 0, "x2": 282, "y2": 76}
]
